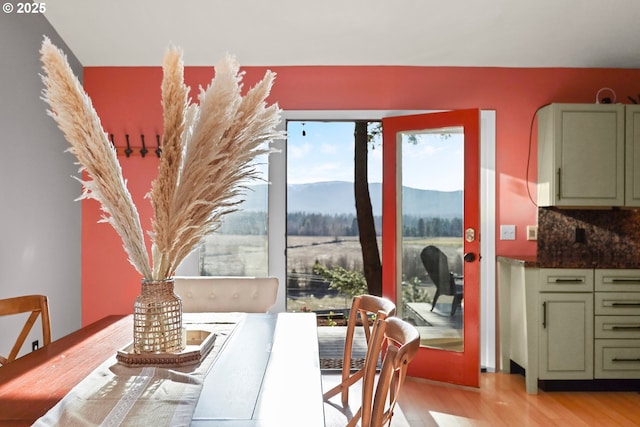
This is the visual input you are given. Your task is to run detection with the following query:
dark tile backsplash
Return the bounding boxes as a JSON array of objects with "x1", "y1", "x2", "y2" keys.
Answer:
[{"x1": 537, "y1": 207, "x2": 640, "y2": 268}]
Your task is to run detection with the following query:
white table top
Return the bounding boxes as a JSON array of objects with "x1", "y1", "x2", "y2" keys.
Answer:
[{"x1": 191, "y1": 312, "x2": 325, "y2": 426}]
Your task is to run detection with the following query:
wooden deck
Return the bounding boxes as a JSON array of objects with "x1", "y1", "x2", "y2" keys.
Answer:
[{"x1": 317, "y1": 326, "x2": 368, "y2": 370}]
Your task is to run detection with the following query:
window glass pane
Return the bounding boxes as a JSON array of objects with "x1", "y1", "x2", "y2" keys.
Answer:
[
  {"x1": 399, "y1": 128, "x2": 464, "y2": 351},
  {"x1": 199, "y1": 150, "x2": 269, "y2": 276}
]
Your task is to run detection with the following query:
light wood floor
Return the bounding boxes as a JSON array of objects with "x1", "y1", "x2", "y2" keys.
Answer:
[{"x1": 323, "y1": 372, "x2": 640, "y2": 427}]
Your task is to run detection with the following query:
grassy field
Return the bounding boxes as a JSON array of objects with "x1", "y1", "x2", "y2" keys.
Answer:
[
  {"x1": 287, "y1": 235, "x2": 369, "y2": 272},
  {"x1": 287, "y1": 236, "x2": 462, "y2": 273},
  {"x1": 200, "y1": 234, "x2": 269, "y2": 276}
]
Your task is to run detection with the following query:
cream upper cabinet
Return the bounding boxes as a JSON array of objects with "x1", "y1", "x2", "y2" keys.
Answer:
[
  {"x1": 625, "y1": 105, "x2": 640, "y2": 206},
  {"x1": 537, "y1": 103, "x2": 625, "y2": 207}
]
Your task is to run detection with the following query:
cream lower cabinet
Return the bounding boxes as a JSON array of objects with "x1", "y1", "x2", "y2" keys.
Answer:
[
  {"x1": 499, "y1": 261, "x2": 640, "y2": 394},
  {"x1": 537, "y1": 269, "x2": 594, "y2": 382},
  {"x1": 497, "y1": 262, "x2": 594, "y2": 394},
  {"x1": 538, "y1": 292, "x2": 594, "y2": 380},
  {"x1": 594, "y1": 269, "x2": 640, "y2": 379}
]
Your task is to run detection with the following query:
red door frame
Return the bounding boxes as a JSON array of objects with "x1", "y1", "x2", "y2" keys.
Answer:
[{"x1": 381, "y1": 109, "x2": 481, "y2": 387}]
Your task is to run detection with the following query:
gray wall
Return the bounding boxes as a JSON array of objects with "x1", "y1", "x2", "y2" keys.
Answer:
[{"x1": 0, "y1": 12, "x2": 82, "y2": 357}]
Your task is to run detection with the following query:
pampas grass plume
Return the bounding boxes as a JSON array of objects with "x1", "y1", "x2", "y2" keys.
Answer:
[
  {"x1": 40, "y1": 38, "x2": 284, "y2": 281},
  {"x1": 40, "y1": 37, "x2": 152, "y2": 279}
]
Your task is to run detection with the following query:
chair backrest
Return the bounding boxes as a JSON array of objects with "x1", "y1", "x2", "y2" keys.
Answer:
[
  {"x1": 174, "y1": 276, "x2": 278, "y2": 313},
  {"x1": 420, "y1": 245, "x2": 455, "y2": 295},
  {"x1": 348, "y1": 294, "x2": 397, "y2": 352},
  {"x1": 323, "y1": 294, "x2": 396, "y2": 408},
  {"x1": 360, "y1": 316, "x2": 420, "y2": 427},
  {"x1": 0, "y1": 295, "x2": 51, "y2": 366}
]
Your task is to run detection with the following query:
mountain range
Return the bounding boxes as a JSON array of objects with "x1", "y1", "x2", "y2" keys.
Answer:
[{"x1": 240, "y1": 181, "x2": 461, "y2": 217}]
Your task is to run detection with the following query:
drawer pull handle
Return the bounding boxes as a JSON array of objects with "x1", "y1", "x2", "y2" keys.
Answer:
[
  {"x1": 611, "y1": 279, "x2": 640, "y2": 283},
  {"x1": 612, "y1": 358, "x2": 640, "y2": 363},
  {"x1": 610, "y1": 302, "x2": 640, "y2": 307},
  {"x1": 552, "y1": 279, "x2": 583, "y2": 284},
  {"x1": 611, "y1": 326, "x2": 640, "y2": 330}
]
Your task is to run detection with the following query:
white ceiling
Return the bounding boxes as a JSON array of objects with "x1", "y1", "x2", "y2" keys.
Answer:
[{"x1": 44, "y1": 0, "x2": 640, "y2": 68}]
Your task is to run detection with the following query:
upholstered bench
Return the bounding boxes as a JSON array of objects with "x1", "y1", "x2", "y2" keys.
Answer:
[{"x1": 173, "y1": 276, "x2": 278, "y2": 313}]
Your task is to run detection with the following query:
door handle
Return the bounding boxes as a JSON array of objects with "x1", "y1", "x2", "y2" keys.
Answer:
[{"x1": 463, "y1": 253, "x2": 476, "y2": 263}]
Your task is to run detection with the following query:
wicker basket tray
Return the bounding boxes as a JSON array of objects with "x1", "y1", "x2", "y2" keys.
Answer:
[{"x1": 116, "y1": 329, "x2": 216, "y2": 367}]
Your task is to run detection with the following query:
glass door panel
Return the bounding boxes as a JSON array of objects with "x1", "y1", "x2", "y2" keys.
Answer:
[{"x1": 400, "y1": 127, "x2": 464, "y2": 352}]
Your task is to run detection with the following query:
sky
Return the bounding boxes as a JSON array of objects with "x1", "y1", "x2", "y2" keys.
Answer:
[{"x1": 285, "y1": 121, "x2": 464, "y2": 191}]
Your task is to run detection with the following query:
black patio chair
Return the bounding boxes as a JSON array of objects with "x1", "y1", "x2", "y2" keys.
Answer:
[{"x1": 420, "y1": 245, "x2": 463, "y2": 316}]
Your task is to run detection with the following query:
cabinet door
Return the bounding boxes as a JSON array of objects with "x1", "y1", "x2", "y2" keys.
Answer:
[
  {"x1": 538, "y1": 103, "x2": 624, "y2": 207},
  {"x1": 626, "y1": 105, "x2": 640, "y2": 206},
  {"x1": 539, "y1": 293, "x2": 594, "y2": 379}
]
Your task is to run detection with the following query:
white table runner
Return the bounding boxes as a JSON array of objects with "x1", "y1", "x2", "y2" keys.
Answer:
[{"x1": 33, "y1": 313, "x2": 244, "y2": 427}]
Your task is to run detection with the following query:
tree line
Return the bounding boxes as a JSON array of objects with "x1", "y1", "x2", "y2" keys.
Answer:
[{"x1": 219, "y1": 211, "x2": 462, "y2": 237}]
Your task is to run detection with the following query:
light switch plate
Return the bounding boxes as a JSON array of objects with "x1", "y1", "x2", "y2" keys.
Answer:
[
  {"x1": 500, "y1": 225, "x2": 516, "y2": 240},
  {"x1": 527, "y1": 225, "x2": 538, "y2": 241}
]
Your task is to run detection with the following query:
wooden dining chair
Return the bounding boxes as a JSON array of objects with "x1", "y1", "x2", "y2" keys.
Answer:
[
  {"x1": 323, "y1": 294, "x2": 396, "y2": 408},
  {"x1": 0, "y1": 295, "x2": 51, "y2": 366},
  {"x1": 354, "y1": 316, "x2": 420, "y2": 427}
]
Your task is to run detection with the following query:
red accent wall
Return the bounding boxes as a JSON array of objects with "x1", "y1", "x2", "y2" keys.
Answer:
[{"x1": 82, "y1": 65, "x2": 640, "y2": 325}]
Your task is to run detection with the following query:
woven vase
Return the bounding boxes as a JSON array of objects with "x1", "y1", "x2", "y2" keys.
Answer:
[{"x1": 133, "y1": 278, "x2": 183, "y2": 353}]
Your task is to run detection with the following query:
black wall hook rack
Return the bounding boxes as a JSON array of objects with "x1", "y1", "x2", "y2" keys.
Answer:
[{"x1": 107, "y1": 132, "x2": 163, "y2": 158}]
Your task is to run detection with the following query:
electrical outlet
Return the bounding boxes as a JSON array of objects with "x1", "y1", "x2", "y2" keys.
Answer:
[
  {"x1": 32, "y1": 340, "x2": 39, "y2": 351},
  {"x1": 527, "y1": 225, "x2": 538, "y2": 241},
  {"x1": 500, "y1": 225, "x2": 516, "y2": 240}
]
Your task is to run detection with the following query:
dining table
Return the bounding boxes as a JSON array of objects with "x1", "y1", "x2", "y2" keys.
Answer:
[{"x1": 0, "y1": 311, "x2": 325, "y2": 426}]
